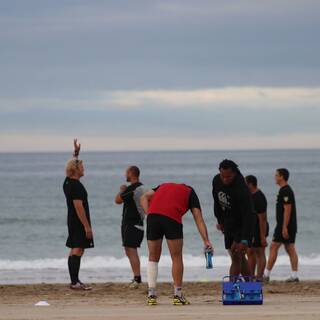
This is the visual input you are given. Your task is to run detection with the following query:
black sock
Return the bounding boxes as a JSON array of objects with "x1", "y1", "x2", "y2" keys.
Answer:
[
  {"x1": 134, "y1": 275, "x2": 142, "y2": 283},
  {"x1": 68, "y1": 255, "x2": 81, "y2": 285}
]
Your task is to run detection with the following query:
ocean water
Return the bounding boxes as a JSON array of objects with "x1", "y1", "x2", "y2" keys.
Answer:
[{"x1": 0, "y1": 150, "x2": 319, "y2": 284}]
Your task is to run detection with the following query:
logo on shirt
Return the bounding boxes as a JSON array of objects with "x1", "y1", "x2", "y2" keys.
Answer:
[
  {"x1": 284, "y1": 196, "x2": 289, "y2": 203},
  {"x1": 218, "y1": 192, "x2": 231, "y2": 211}
]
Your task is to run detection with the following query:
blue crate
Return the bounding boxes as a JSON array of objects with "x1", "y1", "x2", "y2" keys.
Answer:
[{"x1": 222, "y1": 276, "x2": 263, "y2": 305}]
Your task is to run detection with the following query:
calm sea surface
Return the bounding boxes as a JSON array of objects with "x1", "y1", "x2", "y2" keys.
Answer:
[{"x1": 0, "y1": 150, "x2": 319, "y2": 283}]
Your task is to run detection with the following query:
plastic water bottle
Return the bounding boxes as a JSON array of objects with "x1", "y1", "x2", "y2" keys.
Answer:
[{"x1": 205, "y1": 248, "x2": 213, "y2": 269}]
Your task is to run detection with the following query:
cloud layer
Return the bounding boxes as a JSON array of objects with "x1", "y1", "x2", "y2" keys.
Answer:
[{"x1": 0, "y1": 1, "x2": 320, "y2": 151}]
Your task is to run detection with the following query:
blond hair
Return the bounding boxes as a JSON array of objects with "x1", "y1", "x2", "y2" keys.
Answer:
[{"x1": 65, "y1": 159, "x2": 83, "y2": 177}]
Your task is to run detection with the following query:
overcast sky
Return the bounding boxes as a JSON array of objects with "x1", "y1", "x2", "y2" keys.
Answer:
[{"x1": 1, "y1": 0, "x2": 320, "y2": 151}]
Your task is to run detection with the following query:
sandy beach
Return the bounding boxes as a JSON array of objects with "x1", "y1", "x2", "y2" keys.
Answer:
[{"x1": 0, "y1": 281, "x2": 320, "y2": 320}]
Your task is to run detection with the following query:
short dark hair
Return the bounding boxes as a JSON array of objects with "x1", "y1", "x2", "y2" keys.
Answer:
[
  {"x1": 219, "y1": 159, "x2": 239, "y2": 173},
  {"x1": 277, "y1": 168, "x2": 289, "y2": 181},
  {"x1": 128, "y1": 165, "x2": 140, "y2": 178},
  {"x1": 245, "y1": 175, "x2": 257, "y2": 187}
]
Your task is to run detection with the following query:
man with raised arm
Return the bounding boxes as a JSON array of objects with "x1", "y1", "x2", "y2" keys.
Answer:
[{"x1": 63, "y1": 139, "x2": 94, "y2": 290}]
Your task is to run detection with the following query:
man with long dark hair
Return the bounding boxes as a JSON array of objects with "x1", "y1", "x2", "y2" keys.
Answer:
[{"x1": 212, "y1": 159, "x2": 255, "y2": 280}]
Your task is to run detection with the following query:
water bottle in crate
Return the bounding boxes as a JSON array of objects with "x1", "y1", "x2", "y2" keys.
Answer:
[{"x1": 222, "y1": 276, "x2": 263, "y2": 305}]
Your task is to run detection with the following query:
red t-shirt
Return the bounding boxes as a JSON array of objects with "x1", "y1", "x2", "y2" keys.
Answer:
[{"x1": 148, "y1": 183, "x2": 201, "y2": 224}]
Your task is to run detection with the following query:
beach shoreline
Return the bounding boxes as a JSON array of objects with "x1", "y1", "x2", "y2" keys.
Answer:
[{"x1": 1, "y1": 281, "x2": 320, "y2": 320}]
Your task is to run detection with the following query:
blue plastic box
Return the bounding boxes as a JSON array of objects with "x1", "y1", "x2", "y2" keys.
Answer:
[{"x1": 222, "y1": 276, "x2": 263, "y2": 305}]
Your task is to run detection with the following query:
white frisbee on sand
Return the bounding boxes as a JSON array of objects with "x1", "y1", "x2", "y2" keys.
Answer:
[{"x1": 34, "y1": 301, "x2": 50, "y2": 307}]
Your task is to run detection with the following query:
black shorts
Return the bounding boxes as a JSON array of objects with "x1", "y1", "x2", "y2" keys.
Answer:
[
  {"x1": 121, "y1": 224, "x2": 144, "y2": 248},
  {"x1": 66, "y1": 223, "x2": 94, "y2": 249},
  {"x1": 252, "y1": 222, "x2": 269, "y2": 248},
  {"x1": 224, "y1": 232, "x2": 251, "y2": 250},
  {"x1": 147, "y1": 214, "x2": 183, "y2": 240},
  {"x1": 273, "y1": 226, "x2": 296, "y2": 244}
]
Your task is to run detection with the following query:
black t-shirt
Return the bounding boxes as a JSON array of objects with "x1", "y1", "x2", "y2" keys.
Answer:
[
  {"x1": 252, "y1": 189, "x2": 268, "y2": 233},
  {"x1": 212, "y1": 172, "x2": 255, "y2": 240},
  {"x1": 121, "y1": 182, "x2": 144, "y2": 226},
  {"x1": 276, "y1": 185, "x2": 297, "y2": 233},
  {"x1": 252, "y1": 190, "x2": 267, "y2": 216},
  {"x1": 63, "y1": 177, "x2": 91, "y2": 228}
]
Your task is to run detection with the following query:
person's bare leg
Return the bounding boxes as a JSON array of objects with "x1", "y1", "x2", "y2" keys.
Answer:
[
  {"x1": 167, "y1": 239, "x2": 184, "y2": 288},
  {"x1": 240, "y1": 254, "x2": 251, "y2": 279},
  {"x1": 284, "y1": 244, "x2": 298, "y2": 272},
  {"x1": 70, "y1": 248, "x2": 84, "y2": 257},
  {"x1": 255, "y1": 247, "x2": 266, "y2": 280},
  {"x1": 228, "y1": 247, "x2": 242, "y2": 280},
  {"x1": 266, "y1": 241, "x2": 281, "y2": 271},
  {"x1": 246, "y1": 248, "x2": 257, "y2": 276},
  {"x1": 125, "y1": 247, "x2": 141, "y2": 277},
  {"x1": 265, "y1": 241, "x2": 282, "y2": 279}
]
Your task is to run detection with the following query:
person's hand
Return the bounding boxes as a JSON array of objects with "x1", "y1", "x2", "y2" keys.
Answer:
[
  {"x1": 261, "y1": 236, "x2": 268, "y2": 247},
  {"x1": 204, "y1": 240, "x2": 214, "y2": 253},
  {"x1": 282, "y1": 227, "x2": 289, "y2": 239},
  {"x1": 85, "y1": 226, "x2": 93, "y2": 239},
  {"x1": 120, "y1": 185, "x2": 127, "y2": 192},
  {"x1": 216, "y1": 224, "x2": 224, "y2": 233},
  {"x1": 73, "y1": 139, "x2": 81, "y2": 157}
]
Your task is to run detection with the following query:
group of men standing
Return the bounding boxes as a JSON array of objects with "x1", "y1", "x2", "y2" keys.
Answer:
[{"x1": 63, "y1": 140, "x2": 299, "y2": 305}]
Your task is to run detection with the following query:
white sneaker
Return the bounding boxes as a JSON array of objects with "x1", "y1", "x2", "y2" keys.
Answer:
[
  {"x1": 285, "y1": 277, "x2": 299, "y2": 283},
  {"x1": 70, "y1": 282, "x2": 92, "y2": 290},
  {"x1": 129, "y1": 279, "x2": 140, "y2": 289}
]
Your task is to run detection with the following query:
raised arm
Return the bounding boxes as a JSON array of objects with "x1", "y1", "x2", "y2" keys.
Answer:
[
  {"x1": 73, "y1": 138, "x2": 81, "y2": 159},
  {"x1": 114, "y1": 185, "x2": 128, "y2": 205}
]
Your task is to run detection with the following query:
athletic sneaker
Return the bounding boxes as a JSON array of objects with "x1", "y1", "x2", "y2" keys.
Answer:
[
  {"x1": 285, "y1": 277, "x2": 299, "y2": 283},
  {"x1": 263, "y1": 276, "x2": 270, "y2": 283},
  {"x1": 173, "y1": 295, "x2": 190, "y2": 306},
  {"x1": 147, "y1": 295, "x2": 157, "y2": 306},
  {"x1": 70, "y1": 282, "x2": 92, "y2": 290},
  {"x1": 129, "y1": 279, "x2": 140, "y2": 289}
]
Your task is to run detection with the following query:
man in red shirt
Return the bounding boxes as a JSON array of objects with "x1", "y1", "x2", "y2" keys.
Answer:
[{"x1": 141, "y1": 183, "x2": 213, "y2": 306}]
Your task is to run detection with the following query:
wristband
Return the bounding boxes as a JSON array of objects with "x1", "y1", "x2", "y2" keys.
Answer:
[{"x1": 240, "y1": 240, "x2": 248, "y2": 245}]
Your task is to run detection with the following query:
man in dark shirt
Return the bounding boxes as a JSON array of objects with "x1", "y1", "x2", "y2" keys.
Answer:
[
  {"x1": 212, "y1": 160, "x2": 255, "y2": 281},
  {"x1": 63, "y1": 140, "x2": 94, "y2": 290},
  {"x1": 245, "y1": 175, "x2": 269, "y2": 281},
  {"x1": 141, "y1": 183, "x2": 213, "y2": 306},
  {"x1": 115, "y1": 166, "x2": 145, "y2": 288},
  {"x1": 265, "y1": 168, "x2": 299, "y2": 282}
]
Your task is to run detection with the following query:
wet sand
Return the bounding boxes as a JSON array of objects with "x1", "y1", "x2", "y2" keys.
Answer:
[{"x1": 1, "y1": 281, "x2": 320, "y2": 320}]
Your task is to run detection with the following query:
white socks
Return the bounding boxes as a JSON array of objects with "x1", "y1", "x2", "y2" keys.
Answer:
[
  {"x1": 174, "y1": 287, "x2": 182, "y2": 297},
  {"x1": 264, "y1": 269, "x2": 271, "y2": 277},
  {"x1": 147, "y1": 261, "x2": 158, "y2": 296},
  {"x1": 291, "y1": 271, "x2": 298, "y2": 278}
]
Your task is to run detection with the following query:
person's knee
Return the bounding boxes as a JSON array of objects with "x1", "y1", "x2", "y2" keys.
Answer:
[
  {"x1": 285, "y1": 244, "x2": 296, "y2": 255},
  {"x1": 270, "y1": 242, "x2": 280, "y2": 253},
  {"x1": 125, "y1": 247, "x2": 137, "y2": 257},
  {"x1": 71, "y1": 248, "x2": 84, "y2": 256},
  {"x1": 247, "y1": 249, "x2": 254, "y2": 258},
  {"x1": 231, "y1": 252, "x2": 243, "y2": 262}
]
